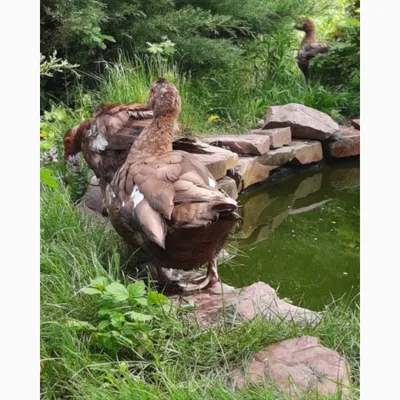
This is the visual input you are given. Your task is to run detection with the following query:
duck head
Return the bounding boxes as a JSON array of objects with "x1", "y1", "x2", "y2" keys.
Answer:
[
  {"x1": 63, "y1": 126, "x2": 80, "y2": 161},
  {"x1": 294, "y1": 18, "x2": 315, "y2": 33},
  {"x1": 63, "y1": 119, "x2": 91, "y2": 160},
  {"x1": 147, "y1": 78, "x2": 181, "y2": 119}
]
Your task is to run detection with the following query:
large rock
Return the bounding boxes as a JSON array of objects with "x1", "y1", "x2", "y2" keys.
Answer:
[
  {"x1": 228, "y1": 157, "x2": 271, "y2": 190},
  {"x1": 262, "y1": 103, "x2": 339, "y2": 141},
  {"x1": 172, "y1": 282, "x2": 321, "y2": 328},
  {"x1": 217, "y1": 176, "x2": 238, "y2": 200},
  {"x1": 351, "y1": 119, "x2": 360, "y2": 130},
  {"x1": 232, "y1": 336, "x2": 351, "y2": 398},
  {"x1": 203, "y1": 134, "x2": 271, "y2": 156},
  {"x1": 174, "y1": 138, "x2": 239, "y2": 180},
  {"x1": 258, "y1": 140, "x2": 323, "y2": 167},
  {"x1": 79, "y1": 175, "x2": 103, "y2": 214},
  {"x1": 250, "y1": 127, "x2": 292, "y2": 148},
  {"x1": 324, "y1": 127, "x2": 360, "y2": 158}
]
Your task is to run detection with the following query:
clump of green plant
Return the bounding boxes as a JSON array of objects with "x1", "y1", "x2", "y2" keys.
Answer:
[{"x1": 67, "y1": 276, "x2": 177, "y2": 356}]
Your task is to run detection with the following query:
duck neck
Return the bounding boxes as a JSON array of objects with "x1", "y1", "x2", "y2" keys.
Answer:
[
  {"x1": 131, "y1": 114, "x2": 176, "y2": 157},
  {"x1": 301, "y1": 29, "x2": 316, "y2": 47}
]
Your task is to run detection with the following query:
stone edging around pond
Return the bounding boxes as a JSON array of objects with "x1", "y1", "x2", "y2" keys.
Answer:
[{"x1": 80, "y1": 103, "x2": 360, "y2": 211}]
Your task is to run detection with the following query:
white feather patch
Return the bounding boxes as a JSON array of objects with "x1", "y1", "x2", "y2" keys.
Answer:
[
  {"x1": 132, "y1": 185, "x2": 144, "y2": 209},
  {"x1": 92, "y1": 132, "x2": 108, "y2": 152},
  {"x1": 208, "y1": 177, "x2": 216, "y2": 188}
]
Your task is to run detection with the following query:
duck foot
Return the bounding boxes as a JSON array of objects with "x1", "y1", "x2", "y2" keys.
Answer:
[{"x1": 156, "y1": 259, "x2": 219, "y2": 294}]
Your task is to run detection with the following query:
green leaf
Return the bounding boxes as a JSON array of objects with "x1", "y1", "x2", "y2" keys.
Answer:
[
  {"x1": 128, "y1": 281, "x2": 146, "y2": 299},
  {"x1": 67, "y1": 319, "x2": 97, "y2": 331},
  {"x1": 40, "y1": 168, "x2": 58, "y2": 188},
  {"x1": 90, "y1": 276, "x2": 109, "y2": 290},
  {"x1": 111, "y1": 312, "x2": 126, "y2": 328},
  {"x1": 105, "y1": 282, "x2": 129, "y2": 302},
  {"x1": 125, "y1": 311, "x2": 153, "y2": 322},
  {"x1": 98, "y1": 308, "x2": 113, "y2": 316},
  {"x1": 101, "y1": 34, "x2": 116, "y2": 43},
  {"x1": 81, "y1": 287, "x2": 102, "y2": 295},
  {"x1": 98, "y1": 320, "x2": 111, "y2": 331},
  {"x1": 147, "y1": 290, "x2": 169, "y2": 306},
  {"x1": 133, "y1": 297, "x2": 148, "y2": 306}
]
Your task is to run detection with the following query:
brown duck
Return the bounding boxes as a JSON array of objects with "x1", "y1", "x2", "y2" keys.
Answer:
[
  {"x1": 106, "y1": 78, "x2": 240, "y2": 292},
  {"x1": 63, "y1": 102, "x2": 153, "y2": 212},
  {"x1": 295, "y1": 18, "x2": 330, "y2": 81}
]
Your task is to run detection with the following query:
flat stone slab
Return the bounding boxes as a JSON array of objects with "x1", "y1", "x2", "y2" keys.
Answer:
[
  {"x1": 171, "y1": 282, "x2": 321, "y2": 328},
  {"x1": 228, "y1": 157, "x2": 271, "y2": 190},
  {"x1": 263, "y1": 103, "x2": 339, "y2": 141},
  {"x1": 232, "y1": 336, "x2": 351, "y2": 399},
  {"x1": 351, "y1": 119, "x2": 360, "y2": 130},
  {"x1": 173, "y1": 138, "x2": 239, "y2": 180},
  {"x1": 203, "y1": 134, "x2": 271, "y2": 156},
  {"x1": 258, "y1": 140, "x2": 323, "y2": 167},
  {"x1": 217, "y1": 176, "x2": 238, "y2": 200},
  {"x1": 250, "y1": 127, "x2": 292, "y2": 148},
  {"x1": 324, "y1": 127, "x2": 360, "y2": 158}
]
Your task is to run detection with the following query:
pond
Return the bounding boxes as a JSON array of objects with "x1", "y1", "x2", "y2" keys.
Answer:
[{"x1": 219, "y1": 159, "x2": 360, "y2": 311}]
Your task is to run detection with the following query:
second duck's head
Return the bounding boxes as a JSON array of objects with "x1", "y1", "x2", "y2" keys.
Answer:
[
  {"x1": 294, "y1": 18, "x2": 315, "y2": 33},
  {"x1": 147, "y1": 78, "x2": 181, "y2": 119}
]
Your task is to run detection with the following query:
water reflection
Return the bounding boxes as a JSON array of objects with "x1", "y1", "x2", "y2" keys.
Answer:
[{"x1": 220, "y1": 160, "x2": 360, "y2": 311}]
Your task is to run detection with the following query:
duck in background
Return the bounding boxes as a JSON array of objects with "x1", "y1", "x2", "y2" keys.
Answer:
[
  {"x1": 295, "y1": 18, "x2": 330, "y2": 82},
  {"x1": 106, "y1": 78, "x2": 240, "y2": 292},
  {"x1": 63, "y1": 102, "x2": 153, "y2": 214}
]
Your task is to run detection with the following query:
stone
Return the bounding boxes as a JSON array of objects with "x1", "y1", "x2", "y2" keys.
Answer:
[
  {"x1": 258, "y1": 140, "x2": 323, "y2": 167},
  {"x1": 174, "y1": 138, "x2": 239, "y2": 180},
  {"x1": 217, "y1": 176, "x2": 238, "y2": 200},
  {"x1": 250, "y1": 127, "x2": 292, "y2": 148},
  {"x1": 324, "y1": 127, "x2": 360, "y2": 158},
  {"x1": 351, "y1": 119, "x2": 360, "y2": 130},
  {"x1": 171, "y1": 282, "x2": 321, "y2": 328},
  {"x1": 232, "y1": 336, "x2": 351, "y2": 399},
  {"x1": 262, "y1": 103, "x2": 339, "y2": 141},
  {"x1": 203, "y1": 134, "x2": 271, "y2": 156},
  {"x1": 256, "y1": 119, "x2": 265, "y2": 128},
  {"x1": 79, "y1": 175, "x2": 103, "y2": 214},
  {"x1": 228, "y1": 157, "x2": 271, "y2": 190}
]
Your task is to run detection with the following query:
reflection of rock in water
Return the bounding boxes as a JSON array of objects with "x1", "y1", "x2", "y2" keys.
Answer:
[
  {"x1": 329, "y1": 167, "x2": 360, "y2": 190},
  {"x1": 233, "y1": 161, "x2": 360, "y2": 249},
  {"x1": 294, "y1": 173, "x2": 322, "y2": 198}
]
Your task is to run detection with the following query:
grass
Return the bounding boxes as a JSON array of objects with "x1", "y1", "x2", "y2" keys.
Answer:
[
  {"x1": 40, "y1": 50, "x2": 359, "y2": 399},
  {"x1": 41, "y1": 185, "x2": 360, "y2": 399},
  {"x1": 40, "y1": 55, "x2": 359, "y2": 151}
]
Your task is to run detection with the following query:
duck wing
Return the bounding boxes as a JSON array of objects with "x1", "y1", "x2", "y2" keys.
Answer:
[
  {"x1": 90, "y1": 102, "x2": 153, "y2": 151},
  {"x1": 299, "y1": 42, "x2": 330, "y2": 59},
  {"x1": 111, "y1": 150, "x2": 237, "y2": 248}
]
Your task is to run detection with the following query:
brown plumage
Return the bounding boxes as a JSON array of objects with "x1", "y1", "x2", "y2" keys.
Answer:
[
  {"x1": 63, "y1": 102, "x2": 154, "y2": 213},
  {"x1": 106, "y1": 78, "x2": 240, "y2": 292},
  {"x1": 295, "y1": 18, "x2": 330, "y2": 81}
]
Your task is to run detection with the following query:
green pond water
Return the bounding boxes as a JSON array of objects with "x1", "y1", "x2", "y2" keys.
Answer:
[{"x1": 219, "y1": 159, "x2": 360, "y2": 311}]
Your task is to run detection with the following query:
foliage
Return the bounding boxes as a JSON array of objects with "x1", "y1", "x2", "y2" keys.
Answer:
[
  {"x1": 68, "y1": 276, "x2": 174, "y2": 355},
  {"x1": 311, "y1": 2, "x2": 360, "y2": 115},
  {"x1": 40, "y1": 51, "x2": 80, "y2": 78}
]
